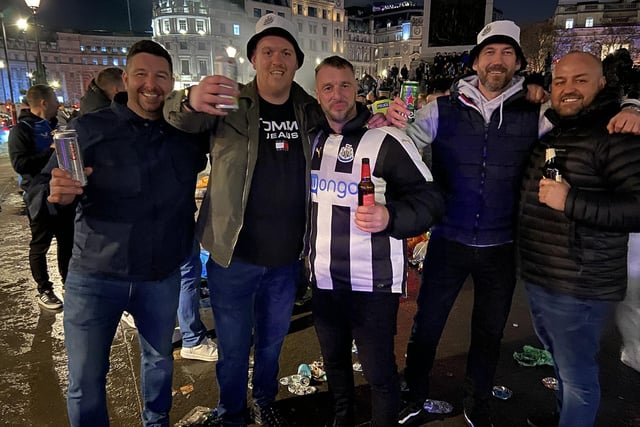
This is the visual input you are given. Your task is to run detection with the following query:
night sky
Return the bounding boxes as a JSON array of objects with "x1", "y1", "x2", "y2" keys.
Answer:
[{"x1": 0, "y1": 0, "x2": 558, "y2": 33}]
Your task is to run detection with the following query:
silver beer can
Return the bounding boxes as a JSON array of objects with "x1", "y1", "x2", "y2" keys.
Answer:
[
  {"x1": 213, "y1": 55, "x2": 239, "y2": 110},
  {"x1": 54, "y1": 129, "x2": 87, "y2": 186}
]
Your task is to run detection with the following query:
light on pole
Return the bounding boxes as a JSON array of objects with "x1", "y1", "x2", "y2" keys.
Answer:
[
  {"x1": 16, "y1": 18, "x2": 31, "y2": 87},
  {"x1": 24, "y1": 0, "x2": 47, "y2": 85}
]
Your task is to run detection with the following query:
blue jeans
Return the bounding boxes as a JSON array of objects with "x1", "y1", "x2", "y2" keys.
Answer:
[
  {"x1": 64, "y1": 270, "x2": 180, "y2": 427},
  {"x1": 178, "y1": 240, "x2": 207, "y2": 348},
  {"x1": 206, "y1": 258, "x2": 298, "y2": 421},
  {"x1": 526, "y1": 283, "x2": 613, "y2": 427},
  {"x1": 404, "y1": 237, "x2": 516, "y2": 407}
]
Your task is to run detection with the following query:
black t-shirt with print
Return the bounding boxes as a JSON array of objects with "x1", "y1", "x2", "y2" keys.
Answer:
[{"x1": 233, "y1": 96, "x2": 306, "y2": 267}]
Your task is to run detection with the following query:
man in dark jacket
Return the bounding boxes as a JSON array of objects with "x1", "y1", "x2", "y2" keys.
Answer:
[
  {"x1": 519, "y1": 52, "x2": 640, "y2": 427},
  {"x1": 47, "y1": 40, "x2": 207, "y2": 427},
  {"x1": 78, "y1": 67, "x2": 124, "y2": 115},
  {"x1": 8, "y1": 84, "x2": 72, "y2": 310}
]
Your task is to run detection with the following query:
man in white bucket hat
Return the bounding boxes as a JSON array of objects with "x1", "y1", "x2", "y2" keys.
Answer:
[{"x1": 164, "y1": 13, "x2": 321, "y2": 426}]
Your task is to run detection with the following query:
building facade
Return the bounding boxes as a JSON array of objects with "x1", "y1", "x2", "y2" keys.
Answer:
[{"x1": 553, "y1": 0, "x2": 640, "y2": 63}]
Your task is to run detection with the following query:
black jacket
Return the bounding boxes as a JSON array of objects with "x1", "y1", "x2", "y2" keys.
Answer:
[
  {"x1": 8, "y1": 109, "x2": 56, "y2": 192},
  {"x1": 518, "y1": 88, "x2": 640, "y2": 301},
  {"x1": 79, "y1": 79, "x2": 111, "y2": 116}
]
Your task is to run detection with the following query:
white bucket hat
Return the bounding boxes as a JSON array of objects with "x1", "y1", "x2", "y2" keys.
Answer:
[{"x1": 246, "y1": 13, "x2": 304, "y2": 68}]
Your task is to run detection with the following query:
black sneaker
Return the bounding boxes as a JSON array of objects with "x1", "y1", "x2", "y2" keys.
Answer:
[
  {"x1": 398, "y1": 400, "x2": 423, "y2": 425},
  {"x1": 37, "y1": 289, "x2": 63, "y2": 310},
  {"x1": 252, "y1": 402, "x2": 289, "y2": 427},
  {"x1": 526, "y1": 412, "x2": 559, "y2": 427},
  {"x1": 463, "y1": 401, "x2": 494, "y2": 427}
]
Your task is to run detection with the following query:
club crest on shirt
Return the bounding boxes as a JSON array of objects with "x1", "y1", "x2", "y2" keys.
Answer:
[{"x1": 338, "y1": 144, "x2": 354, "y2": 163}]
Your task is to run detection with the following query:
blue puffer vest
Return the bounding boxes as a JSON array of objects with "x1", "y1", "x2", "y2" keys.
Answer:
[{"x1": 430, "y1": 91, "x2": 539, "y2": 246}]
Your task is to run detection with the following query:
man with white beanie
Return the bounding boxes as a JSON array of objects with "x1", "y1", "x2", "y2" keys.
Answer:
[{"x1": 164, "y1": 13, "x2": 321, "y2": 427}]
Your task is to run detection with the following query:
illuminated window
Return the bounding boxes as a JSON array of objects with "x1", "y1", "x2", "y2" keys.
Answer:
[
  {"x1": 178, "y1": 19, "x2": 187, "y2": 33},
  {"x1": 585, "y1": 17, "x2": 594, "y2": 27},
  {"x1": 565, "y1": 18, "x2": 574, "y2": 29},
  {"x1": 181, "y1": 59, "x2": 190, "y2": 75},
  {"x1": 233, "y1": 24, "x2": 240, "y2": 35},
  {"x1": 163, "y1": 20, "x2": 171, "y2": 34}
]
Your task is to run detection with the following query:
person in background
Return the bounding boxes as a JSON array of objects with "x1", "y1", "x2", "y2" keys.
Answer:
[
  {"x1": 46, "y1": 40, "x2": 208, "y2": 427},
  {"x1": 519, "y1": 52, "x2": 640, "y2": 427},
  {"x1": 309, "y1": 55, "x2": 444, "y2": 427},
  {"x1": 8, "y1": 84, "x2": 72, "y2": 311},
  {"x1": 79, "y1": 67, "x2": 124, "y2": 115}
]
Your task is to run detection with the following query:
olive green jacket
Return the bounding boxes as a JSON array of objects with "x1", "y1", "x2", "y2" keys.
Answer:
[{"x1": 164, "y1": 79, "x2": 320, "y2": 267}]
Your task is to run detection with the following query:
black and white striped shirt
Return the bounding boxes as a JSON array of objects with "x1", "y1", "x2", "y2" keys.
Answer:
[{"x1": 309, "y1": 123, "x2": 435, "y2": 294}]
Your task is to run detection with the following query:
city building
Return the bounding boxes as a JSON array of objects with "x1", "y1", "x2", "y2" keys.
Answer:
[
  {"x1": 0, "y1": 25, "x2": 143, "y2": 105},
  {"x1": 553, "y1": 0, "x2": 640, "y2": 63}
]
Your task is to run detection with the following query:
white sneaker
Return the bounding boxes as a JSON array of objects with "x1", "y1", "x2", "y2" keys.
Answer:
[
  {"x1": 120, "y1": 311, "x2": 137, "y2": 329},
  {"x1": 180, "y1": 336, "x2": 218, "y2": 362}
]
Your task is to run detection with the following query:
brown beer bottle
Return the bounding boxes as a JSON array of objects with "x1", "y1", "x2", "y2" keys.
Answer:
[
  {"x1": 543, "y1": 148, "x2": 562, "y2": 182},
  {"x1": 358, "y1": 158, "x2": 375, "y2": 206}
]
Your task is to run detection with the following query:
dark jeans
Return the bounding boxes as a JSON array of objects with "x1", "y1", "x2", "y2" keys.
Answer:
[
  {"x1": 27, "y1": 208, "x2": 74, "y2": 293},
  {"x1": 178, "y1": 240, "x2": 207, "y2": 348},
  {"x1": 527, "y1": 283, "x2": 613, "y2": 427},
  {"x1": 313, "y1": 287, "x2": 400, "y2": 427},
  {"x1": 404, "y1": 237, "x2": 516, "y2": 406},
  {"x1": 206, "y1": 258, "x2": 299, "y2": 422}
]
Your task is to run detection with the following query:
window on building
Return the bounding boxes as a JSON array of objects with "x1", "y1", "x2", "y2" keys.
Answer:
[
  {"x1": 233, "y1": 24, "x2": 240, "y2": 36},
  {"x1": 181, "y1": 59, "x2": 190, "y2": 75},
  {"x1": 179, "y1": 42, "x2": 188, "y2": 50},
  {"x1": 113, "y1": 58, "x2": 119, "y2": 66},
  {"x1": 220, "y1": 23, "x2": 226, "y2": 34},
  {"x1": 309, "y1": 24, "x2": 317, "y2": 34},
  {"x1": 308, "y1": 7, "x2": 317, "y2": 17},
  {"x1": 322, "y1": 9, "x2": 328, "y2": 20},
  {"x1": 92, "y1": 58, "x2": 98, "y2": 65},
  {"x1": 80, "y1": 45, "x2": 85, "y2": 52},
  {"x1": 254, "y1": 8, "x2": 261, "y2": 18},
  {"x1": 266, "y1": 10, "x2": 273, "y2": 15},
  {"x1": 336, "y1": 13, "x2": 341, "y2": 22},
  {"x1": 123, "y1": 58, "x2": 127, "y2": 66},
  {"x1": 310, "y1": 40, "x2": 317, "y2": 51},
  {"x1": 165, "y1": 42, "x2": 171, "y2": 50},
  {"x1": 298, "y1": 22, "x2": 303, "y2": 32},
  {"x1": 121, "y1": 47, "x2": 127, "y2": 53},
  {"x1": 335, "y1": 29, "x2": 342, "y2": 38},
  {"x1": 103, "y1": 57, "x2": 108, "y2": 65},
  {"x1": 82, "y1": 58, "x2": 88, "y2": 65},
  {"x1": 69, "y1": 57, "x2": 74, "y2": 64},
  {"x1": 196, "y1": 20, "x2": 205, "y2": 34},
  {"x1": 178, "y1": 19, "x2": 187, "y2": 33},
  {"x1": 322, "y1": 26, "x2": 327, "y2": 36},
  {"x1": 585, "y1": 17, "x2": 594, "y2": 27},
  {"x1": 163, "y1": 19, "x2": 171, "y2": 34},
  {"x1": 278, "y1": 12, "x2": 285, "y2": 18},
  {"x1": 91, "y1": 46, "x2": 97, "y2": 52},
  {"x1": 321, "y1": 40, "x2": 328, "y2": 52},
  {"x1": 198, "y1": 42, "x2": 206, "y2": 50},
  {"x1": 199, "y1": 59, "x2": 208, "y2": 76},
  {"x1": 565, "y1": 18, "x2": 574, "y2": 29},
  {"x1": 297, "y1": 5, "x2": 303, "y2": 15}
]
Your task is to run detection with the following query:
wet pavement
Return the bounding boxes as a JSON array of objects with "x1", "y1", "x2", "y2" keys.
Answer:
[{"x1": 0, "y1": 149, "x2": 639, "y2": 427}]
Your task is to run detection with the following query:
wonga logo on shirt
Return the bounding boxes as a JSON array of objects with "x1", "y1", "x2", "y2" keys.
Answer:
[{"x1": 311, "y1": 173, "x2": 358, "y2": 199}]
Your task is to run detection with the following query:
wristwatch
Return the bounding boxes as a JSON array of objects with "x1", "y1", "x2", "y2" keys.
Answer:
[{"x1": 180, "y1": 87, "x2": 193, "y2": 111}]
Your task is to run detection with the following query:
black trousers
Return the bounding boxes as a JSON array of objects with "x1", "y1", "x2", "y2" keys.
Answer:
[
  {"x1": 312, "y1": 287, "x2": 400, "y2": 427},
  {"x1": 27, "y1": 207, "x2": 74, "y2": 293},
  {"x1": 404, "y1": 236, "x2": 516, "y2": 408}
]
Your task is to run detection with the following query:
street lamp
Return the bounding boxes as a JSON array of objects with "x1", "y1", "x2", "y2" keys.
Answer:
[
  {"x1": 24, "y1": 0, "x2": 47, "y2": 85},
  {"x1": 16, "y1": 17, "x2": 31, "y2": 87}
]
